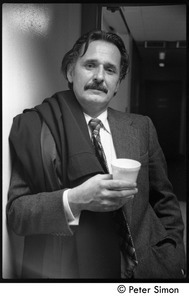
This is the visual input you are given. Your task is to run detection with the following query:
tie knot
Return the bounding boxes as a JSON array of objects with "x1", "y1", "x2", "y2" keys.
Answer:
[{"x1": 89, "y1": 118, "x2": 102, "y2": 136}]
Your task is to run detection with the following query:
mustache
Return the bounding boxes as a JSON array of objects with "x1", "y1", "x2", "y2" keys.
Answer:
[{"x1": 84, "y1": 82, "x2": 108, "y2": 94}]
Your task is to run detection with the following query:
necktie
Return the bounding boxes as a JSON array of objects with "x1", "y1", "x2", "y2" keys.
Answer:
[
  {"x1": 89, "y1": 118, "x2": 109, "y2": 173},
  {"x1": 89, "y1": 118, "x2": 138, "y2": 278}
]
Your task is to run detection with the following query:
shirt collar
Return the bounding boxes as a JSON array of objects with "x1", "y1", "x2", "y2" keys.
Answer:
[{"x1": 84, "y1": 110, "x2": 110, "y2": 133}]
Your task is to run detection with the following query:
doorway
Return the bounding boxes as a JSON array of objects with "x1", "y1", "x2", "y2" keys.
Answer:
[
  {"x1": 144, "y1": 80, "x2": 182, "y2": 159},
  {"x1": 143, "y1": 80, "x2": 186, "y2": 203}
]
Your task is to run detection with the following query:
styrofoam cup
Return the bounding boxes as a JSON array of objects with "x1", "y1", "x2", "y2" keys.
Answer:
[{"x1": 111, "y1": 158, "x2": 141, "y2": 183}]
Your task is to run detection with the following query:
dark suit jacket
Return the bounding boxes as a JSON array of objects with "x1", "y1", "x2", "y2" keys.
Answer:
[{"x1": 7, "y1": 90, "x2": 186, "y2": 279}]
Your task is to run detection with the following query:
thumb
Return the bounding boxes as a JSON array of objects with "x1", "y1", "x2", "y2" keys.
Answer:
[{"x1": 98, "y1": 174, "x2": 113, "y2": 180}]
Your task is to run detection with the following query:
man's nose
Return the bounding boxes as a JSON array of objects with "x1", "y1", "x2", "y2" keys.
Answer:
[{"x1": 94, "y1": 65, "x2": 105, "y2": 82}]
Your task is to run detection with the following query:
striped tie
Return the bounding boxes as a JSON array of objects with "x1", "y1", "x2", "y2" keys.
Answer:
[
  {"x1": 89, "y1": 118, "x2": 109, "y2": 173},
  {"x1": 89, "y1": 118, "x2": 138, "y2": 278},
  {"x1": 115, "y1": 208, "x2": 138, "y2": 278}
]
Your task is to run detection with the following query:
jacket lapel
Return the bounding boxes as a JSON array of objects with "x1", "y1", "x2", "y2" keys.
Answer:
[
  {"x1": 108, "y1": 108, "x2": 140, "y2": 226},
  {"x1": 108, "y1": 108, "x2": 140, "y2": 160}
]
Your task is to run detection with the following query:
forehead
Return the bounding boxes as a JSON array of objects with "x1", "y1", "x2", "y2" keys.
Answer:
[{"x1": 79, "y1": 40, "x2": 121, "y2": 65}]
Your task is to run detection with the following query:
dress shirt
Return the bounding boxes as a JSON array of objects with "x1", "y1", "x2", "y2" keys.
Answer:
[{"x1": 63, "y1": 110, "x2": 117, "y2": 225}]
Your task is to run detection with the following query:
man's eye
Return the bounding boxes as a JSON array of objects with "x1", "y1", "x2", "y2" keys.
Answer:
[
  {"x1": 106, "y1": 68, "x2": 115, "y2": 74},
  {"x1": 85, "y1": 63, "x2": 95, "y2": 69}
]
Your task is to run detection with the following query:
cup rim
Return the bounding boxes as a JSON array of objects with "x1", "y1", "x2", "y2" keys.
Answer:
[{"x1": 111, "y1": 158, "x2": 141, "y2": 169}]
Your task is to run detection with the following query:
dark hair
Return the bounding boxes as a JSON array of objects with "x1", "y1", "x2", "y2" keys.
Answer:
[{"x1": 61, "y1": 30, "x2": 129, "y2": 89}]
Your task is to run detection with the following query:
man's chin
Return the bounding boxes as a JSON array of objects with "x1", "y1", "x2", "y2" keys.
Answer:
[{"x1": 87, "y1": 95, "x2": 107, "y2": 103}]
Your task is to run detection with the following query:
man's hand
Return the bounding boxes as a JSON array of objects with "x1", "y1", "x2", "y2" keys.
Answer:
[{"x1": 68, "y1": 174, "x2": 138, "y2": 217}]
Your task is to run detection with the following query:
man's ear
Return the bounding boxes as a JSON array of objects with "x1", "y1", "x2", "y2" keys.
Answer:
[{"x1": 67, "y1": 64, "x2": 73, "y2": 83}]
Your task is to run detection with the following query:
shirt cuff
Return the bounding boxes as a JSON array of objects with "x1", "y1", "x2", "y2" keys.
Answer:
[{"x1": 63, "y1": 189, "x2": 80, "y2": 226}]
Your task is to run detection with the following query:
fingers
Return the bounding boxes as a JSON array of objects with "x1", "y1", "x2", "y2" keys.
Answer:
[
  {"x1": 102, "y1": 187, "x2": 138, "y2": 200},
  {"x1": 102, "y1": 179, "x2": 137, "y2": 191},
  {"x1": 95, "y1": 174, "x2": 113, "y2": 180},
  {"x1": 95, "y1": 175, "x2": 138, "y2": 200},
  {"x1": 94, "y1": 174, "x2": 136, "y2": 190}
]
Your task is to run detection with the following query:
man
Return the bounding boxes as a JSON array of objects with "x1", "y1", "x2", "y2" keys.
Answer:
[{"x1": 7, "y1": 30, "x2": 185, "y2": 279}]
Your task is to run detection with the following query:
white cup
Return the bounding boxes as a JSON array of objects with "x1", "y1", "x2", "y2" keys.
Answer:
[{"x1": 111, "y1": 158, "x2": 141, "y2": 183}]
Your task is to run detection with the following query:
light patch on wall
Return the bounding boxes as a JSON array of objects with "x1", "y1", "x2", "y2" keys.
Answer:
[{"x1": 4, "y1": 4, "x2": 52, "y2": 37}]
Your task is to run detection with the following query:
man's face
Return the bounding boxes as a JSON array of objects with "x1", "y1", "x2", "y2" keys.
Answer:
[{"x1": 67, "y1": 40, "x2": 121, "y2": 117}]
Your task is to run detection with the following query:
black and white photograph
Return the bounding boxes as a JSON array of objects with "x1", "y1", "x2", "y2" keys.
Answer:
[{"x1": 2, "y1": 2, "x2": 188, "y2": 298}]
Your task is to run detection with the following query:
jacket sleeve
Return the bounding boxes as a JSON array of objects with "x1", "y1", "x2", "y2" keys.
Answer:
[
  {"x1": 147, "y1": 116, "x2": 185, "y2": 247},
  {"x1": 7, "y1": 159, "x2": 73, "y2": 237}
]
